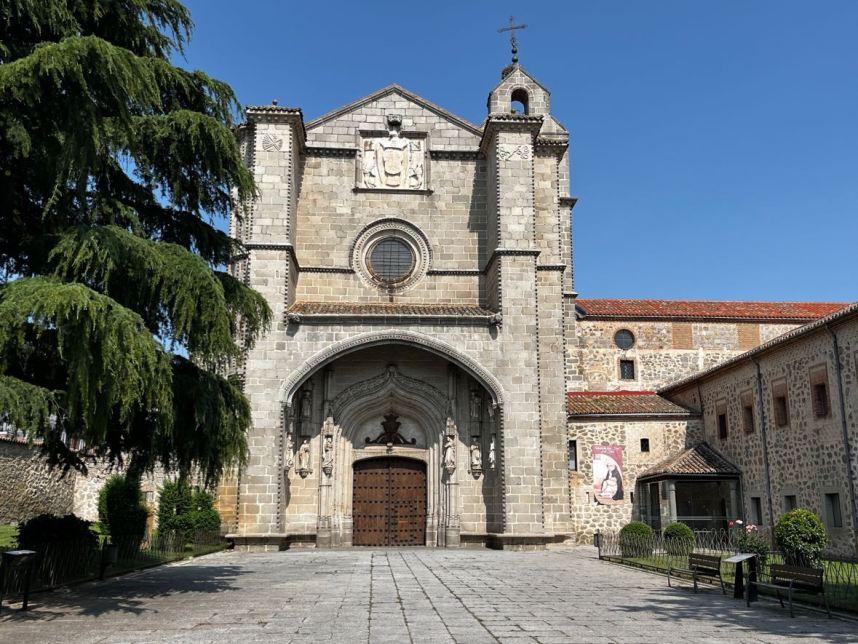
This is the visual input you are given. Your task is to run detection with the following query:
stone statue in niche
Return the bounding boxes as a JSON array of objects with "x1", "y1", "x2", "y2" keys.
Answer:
[
  {"x1": 470, "y1": 439, "x2": 482, "y2": 476},
  {"x1": 489, "y1": 434, "x2": 496, "y2": 470},
  {"x1": 470, "y1": 391, "x2": 482, "y2": 421},
  {"x1": 443, "y1": 417, "x2": 457, "y2": 473},
  {"x1": 300, "y1": 390, "x2": 312, "y2": 420},
  {"x1": 359, "y1": 114, "x2": 425, "y2": 190},
  {"x1": 283, "y1": 419, "x2": 295, "y2": 474},
  {"x1": 297, "y1": 439, "x2": 311, "y2": 478},
  {"x1": 322, "y1": 434, "x2": 334, "y2": 477}
]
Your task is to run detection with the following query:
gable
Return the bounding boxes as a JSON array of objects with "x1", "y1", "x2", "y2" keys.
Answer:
[{"x1": 305, "y1": 85, "x2": 482, "y2": 152}]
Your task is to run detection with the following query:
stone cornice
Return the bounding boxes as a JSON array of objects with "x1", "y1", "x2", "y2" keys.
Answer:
[
  {"x1": 559, "y1": 196, "x2": 578, "y2": 210},
  {"x1": 304, "y1": 146, "x2": 357, "y2": 158},
  {"x1": 286, "y1": 312, "x2": 502, "y2": 327},
  {"x1": 429, "y1": 150, "x2": 480, "y2": 161},
  {"x1": 300, "y1": 266, "x2": 354, "y2": 274},
  {"x1": 244, "y1": 242, "x2": 299, "y2": 267},
  {"x1": 482, "y1": 247, "x2": 541, "y2": 273},
  {"x1": 245, "y1": 105, "x2": 306, "y2": 149},
  {"x1": 479, "y1": 114, "x2": 543, "y2": 155},
  {"x1": 536, "y1": 264, "x2": 567, "y2": 272}
]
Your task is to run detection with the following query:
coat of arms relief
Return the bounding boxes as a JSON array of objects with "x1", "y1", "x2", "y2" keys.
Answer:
[{"x1": 358, "y1": 114, "x2": 426, "y2": 190}]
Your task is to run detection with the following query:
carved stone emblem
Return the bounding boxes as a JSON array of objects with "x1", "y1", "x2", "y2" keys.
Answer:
[
  {"x1": 359, "y1": 117, "x2": 426, "y2": 190},
  {"x1": 262, "y1": 133, "x2": 282, "y2": 151},
  {"x1": 497, "y1": 144, "x2": 530, "y2": 161}
]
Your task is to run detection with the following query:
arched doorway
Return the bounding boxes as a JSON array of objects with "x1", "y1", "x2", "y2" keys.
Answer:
[{"x1": 353, "y1": 457, "x2": 427, "y2": 546}]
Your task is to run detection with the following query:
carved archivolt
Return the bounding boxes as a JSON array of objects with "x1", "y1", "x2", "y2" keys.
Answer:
[
  {"x1": 330, "y1": 365, "x2": 448, "y2": 422},
  {"x1": 279, "y1": 330, "x2": 506, "y2": 410},
  {"x1": 350, "y1": 218, "x2": 431, "y2": 293}
]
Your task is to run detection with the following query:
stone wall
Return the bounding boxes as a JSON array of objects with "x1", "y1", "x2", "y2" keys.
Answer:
[
  {"x1": 664, "y1": 314, "x2": 858, "y2": 556},
  {"x1": 0, "y1": 437, "x2": 76, "y2": 523},
  {"x1": 575, "y1": 319, "x2": 802, "y2": 392},
  {"x1": 566, "y1": 419, "x2": 694, "y2": 541}
]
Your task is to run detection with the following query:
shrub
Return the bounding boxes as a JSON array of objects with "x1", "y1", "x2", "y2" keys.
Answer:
[
  {"x1": 775, "y1": 508, "x2": 828, "y2": 567},
  {"x1": 158, "y1": 480, "x2": 221, "y2": 541},
  {"x1": 619, "y1": 521, "x2": 654, "y2": 558},
  {"x1": 98, "y1": 474, "x2": 149, "y2": 539},
  {"x1": 663, "y1": 522, "x2": 694, "y2": 556},
  {"x1": 18, "y1": 514, "x2": 96, "y2": 549},
  {"x1": 735, "y1": 526, "x2": 771, "y2": 567}
]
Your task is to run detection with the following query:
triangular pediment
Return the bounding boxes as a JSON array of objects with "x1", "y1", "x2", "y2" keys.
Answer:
[{"x1": 305, "y1": 85, "x2": 482, "y2": 150}]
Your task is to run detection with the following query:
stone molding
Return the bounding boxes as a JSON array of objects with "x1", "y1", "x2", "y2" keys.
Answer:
[
  {"x1": 286, "y1": 312, "x2": 501, "y2": 327},
  {"x1": 305, "y1": 146, "x2": 357, "y2": 158},
  {"x1": 279, "y1": 329, "x2": 506, "y2": 410},
  {"x1": 349, "y1": 218, "x2": 432, "y2": 293},
  {"x1": 536, "y1": 264, "x2": 567, "y2": 272}
]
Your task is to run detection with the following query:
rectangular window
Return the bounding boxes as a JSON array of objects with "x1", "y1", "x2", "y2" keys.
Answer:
[
  {"x1": 640, "y1": 438, "x2": 650, "y2": 453},
  {"x1": 742, "y1": 402, "x2": 755, "y2": 434},
  {"x1": 812, "y1": 382, "x2": 830, "y2": 418},
  {"x1": 751, "y1": 497, "x2": 764, "y2": 525},
  {"x1": 619, "y1": 359, "x2": 636, "y2": 381},
  {"x1": 772, "y1": 381, "x2": 789, "y2": 427},
  {"x1": 567, "y1": 439, "x2": 578, "y2": 471},
  {"x1": 825, "y1": 493, "x2": 843, "y2": 528},
  {"x1": 784, "y1": 495, "x2": 797, "y2": 511},
  {"x1": 717, "y1": 412, "x2": 728, "y2": 440}
]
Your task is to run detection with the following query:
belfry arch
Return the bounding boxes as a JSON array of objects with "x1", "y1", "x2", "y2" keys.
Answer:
[{"x1": 279, "y1": 342, "x2": 503, "y2": 547}]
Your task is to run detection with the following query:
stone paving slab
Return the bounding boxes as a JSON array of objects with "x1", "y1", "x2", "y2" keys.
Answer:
[{"x1": 0, "y1": 547, "x2": 855, "y2": 643}]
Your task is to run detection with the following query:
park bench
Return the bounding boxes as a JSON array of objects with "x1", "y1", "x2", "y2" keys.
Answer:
[
  {"x1": 667, "y1": 553, "x2": 725, "y2": 594},
  {"x1": 747, "y1": 563, "x2": 830, "y2": 618}
]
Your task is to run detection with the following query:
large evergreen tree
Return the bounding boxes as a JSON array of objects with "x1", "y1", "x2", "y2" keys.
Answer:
[{"x1": 0, "y1": 0, "x2": 270, "y2": 486}]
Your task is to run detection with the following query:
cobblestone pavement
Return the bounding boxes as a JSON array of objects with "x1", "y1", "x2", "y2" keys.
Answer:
[{"x1": 1, "y1": 547, "x2": 855, "y2": 643}]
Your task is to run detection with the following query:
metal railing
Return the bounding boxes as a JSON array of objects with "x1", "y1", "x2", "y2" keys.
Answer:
[
  {"x1": 0, "y1": 530, "x2": 227, "y2": 608},
  {"x1": 596, "y1": 529, "x2": 858, "y2": 614}
]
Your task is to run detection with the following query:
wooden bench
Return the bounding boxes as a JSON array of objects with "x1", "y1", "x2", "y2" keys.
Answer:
[
  {"x1": 668, "y1": 553, "x2": 725, "y2": 594},
  {"x1": 747, "y1": 563, "x2": 830, "y2": 618}
]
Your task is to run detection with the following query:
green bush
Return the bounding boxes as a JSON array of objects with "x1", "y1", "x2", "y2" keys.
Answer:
[
  {"x1": 663, "y1": 522, "x2": 694, "y2": 556},
  {"x1": 736, "y1": 529, "x2": 771, "y2": 567},
  {"x1": 18, "y1": 514, "x2": 97, "y2": 549},
  {"x1": 619, "y1": 521, "x2": 654, "y2": 558},
  {"x1": 775, "y1": 508, "x2": 828, "y2": 567},
  {"x1": 98, "y1": 474, "x2": 149, "y2": 539},
  {"x1": 158, "y1": 480, "x2": 221, "y2": 541}
]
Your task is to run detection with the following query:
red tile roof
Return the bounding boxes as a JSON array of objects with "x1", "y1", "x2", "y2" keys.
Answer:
[
  {"x1": 287, "y1": 302, "x2": 495, "y2": 317},
  {"x1": 575, "y1": 299, "x2": 847, "y2": 322},
  {"x1": 638, "y1": 442, "x2": 741, "y2": 481},
  {"x1": 566, "y1": 391, "x2": 692, "y2": 417}
]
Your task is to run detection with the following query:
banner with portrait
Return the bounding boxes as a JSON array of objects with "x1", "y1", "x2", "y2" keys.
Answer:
[{"x1": 592, "y1": 445, "x2": 624, "y2": 505}]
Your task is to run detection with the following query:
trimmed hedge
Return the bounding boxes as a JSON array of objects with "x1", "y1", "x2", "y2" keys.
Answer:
[
  {"x1": 98, "y1": 475, "x2": 149, "y2": 539},
  {"x1": 775, "y1": 508, "x2": 828, "y2": 567},
  {"x1": 663, "y1": 522, "x2": 694, "y2": 556},
  {"x1": 157, "y1": 480, "x2": 221, "y2": 541},
  {"x1": 18, "y1": 514, "x2": 96, "y2": 549},
  {"x1": 619, "y1": 521, "x2": 654, "y2": 558}
]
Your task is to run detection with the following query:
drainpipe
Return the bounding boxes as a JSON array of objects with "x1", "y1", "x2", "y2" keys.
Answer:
[
  {"x1": 826, "y1": 323, "x2": 858, "y2": 536},
  {"x1": 752, "y1": 358, "x2": 776, "y2": 528}
]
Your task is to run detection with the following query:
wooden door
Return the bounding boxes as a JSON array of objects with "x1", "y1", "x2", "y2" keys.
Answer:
[{"x1": 353, "y1": 457, "x2": 426, "y2": 546}]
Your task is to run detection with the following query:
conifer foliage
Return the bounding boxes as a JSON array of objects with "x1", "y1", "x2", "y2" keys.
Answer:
[{"x1": 0, "y1": 1, "x2": 270, "y2": 486}]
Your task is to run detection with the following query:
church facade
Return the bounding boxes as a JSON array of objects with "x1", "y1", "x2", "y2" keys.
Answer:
[{"x1": 219, "y1": 62, "x2": 855, "y2": 552}]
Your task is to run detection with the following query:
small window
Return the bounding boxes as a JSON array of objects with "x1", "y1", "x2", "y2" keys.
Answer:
[
  {"x1": 784, "y1": 495, "x2": 797, "y2": 511},
  {"x1": 825, "y1": 493, "x2": 843, "y2": 528},
  {"x1": 742, "y1": 403, "x2": 755, "y2": 434},
  {"x1": 640, "y1": 438, "x2": 650, "y2": 453},
  {"x1": 614, "y1": 329, "x2": 635, "y2": 350},
  {"x1": 717, "y1": 412, "x2": 728, "y2": 439},
  {"x1": 510, "y1": 88, "x2": 529, "y2": 115},
  {"x1": 619, "y1": 359, "x2": 636, "y2": 380},
  {"x1": 772, "y1": 383, "x2": 790, "y2": 427},
  {"x1": 567, "y1": 439, "x2": 578, "y2": 471},
  {"x1": 751, "y1": 497, "x2": 764, "y2": 525},
  {"x1": 812, "y1": 382, "x2": 830, "y2": 418}
]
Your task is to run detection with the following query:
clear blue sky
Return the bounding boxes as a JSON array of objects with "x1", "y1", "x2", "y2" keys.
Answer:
[{"x1": 183, "y1": 0, "x2": 857, "y2": 302}]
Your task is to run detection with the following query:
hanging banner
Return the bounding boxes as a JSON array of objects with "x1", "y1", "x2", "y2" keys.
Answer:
[{"x1": 593, "y1": 445, "x2": 624, "y2": 505}]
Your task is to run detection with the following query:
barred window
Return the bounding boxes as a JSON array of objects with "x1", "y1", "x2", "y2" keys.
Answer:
[
  {"x1": 368, "y1": 238, "x2": 414, "y2": 284},
  {"x1": 619, "y1": 359, "x2": 636, "y2": 380}
]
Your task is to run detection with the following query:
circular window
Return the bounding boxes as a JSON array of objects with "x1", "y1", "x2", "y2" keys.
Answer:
[
  {"x1": 614, "y1": 329, "x2": 635, "y2": 350},
  {"x1": 368, "y1": 237, "x2": 415, "y2": 284}
]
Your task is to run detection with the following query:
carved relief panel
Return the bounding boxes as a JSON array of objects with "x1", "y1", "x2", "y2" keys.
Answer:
[{"x1": 357, "y1": 114, "x2": 428, "y2": 190}]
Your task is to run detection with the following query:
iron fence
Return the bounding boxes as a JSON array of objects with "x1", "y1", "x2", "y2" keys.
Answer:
[
  {"x1": 597, "y1": 529, "x2": 858, "y2": 614},
  {"x1": 0, "y1": 530, "x2": 226, "y2": 608}
]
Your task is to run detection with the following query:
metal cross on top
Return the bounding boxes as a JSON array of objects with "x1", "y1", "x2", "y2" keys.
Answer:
[{"x1": 498, "y1": 16, "x2": 527, "y2": 64}]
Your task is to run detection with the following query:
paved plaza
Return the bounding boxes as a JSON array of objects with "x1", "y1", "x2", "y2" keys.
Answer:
[{"x1": 0, "y1": 547, "x2": 854, "y2": 643}]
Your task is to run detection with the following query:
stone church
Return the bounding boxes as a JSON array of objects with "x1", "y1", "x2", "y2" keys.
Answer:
[{"x1": 219, "y1": 59, "x2": 857, "y2": 552}]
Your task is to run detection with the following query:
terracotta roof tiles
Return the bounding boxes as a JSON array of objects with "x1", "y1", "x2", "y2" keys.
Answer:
[
  {"x1": 638, "y1": 442, "x2": 741, "y2": 481},
  {"x1": 575, "y1": 299, "x2": 847, "y2": 322},
  {"x1": 566, "y1": 391, "x2": 692, "y2": 417}
]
